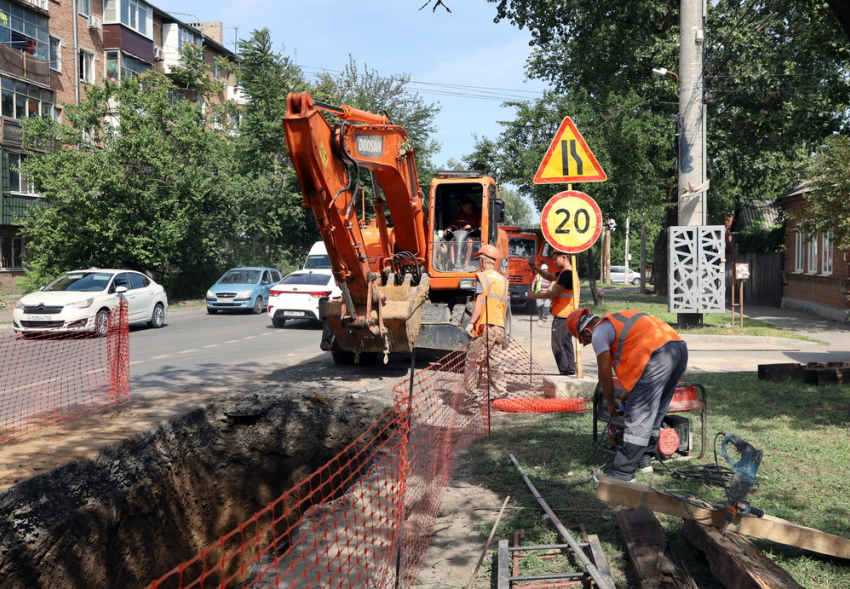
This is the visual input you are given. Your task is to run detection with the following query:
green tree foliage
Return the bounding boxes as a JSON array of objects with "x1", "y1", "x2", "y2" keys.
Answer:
[
  {"x1": 499, "y1": 186, "x2": 534, "y2": 226},
  {"x1": 736, "y1": 219, "x2": 786, "y2": 254},
  {"x1": 488, "y1": 0, "x2": 850, "y2": 211},
  {"x1": 800, "y1": 134, "x2": 850, "y2": 249},
  {"x1": 233, "y1": 29, "x2": 321, "y2": 270},
  {"x1": 19, "y1": 49, "x2": 240, "y2": 297}
]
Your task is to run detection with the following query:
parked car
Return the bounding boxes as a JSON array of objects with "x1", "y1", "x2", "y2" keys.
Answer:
[
  {"x1": 13, "y1": 269, "x2": 168, "y2": 337},
  {"x1": 206, "y1": 267, "x2": 282, "y2": 314},
  {"x1": 610, "y1": 265, "x2": 641, "y2": 285},
  {"x1": 303, "y1": 241, "x2": 332, "y2": 270},
  {"x1": 267, "y1": 270, "x2": 341, "y2": 327}
]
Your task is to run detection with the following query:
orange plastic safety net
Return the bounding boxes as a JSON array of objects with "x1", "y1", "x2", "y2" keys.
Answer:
[
  {"x1": 0, "y1": 301, "x2": 130, "y2": 444},
  {"x1": 147, "y1": 328, "x2": 584, "y2": 589}
]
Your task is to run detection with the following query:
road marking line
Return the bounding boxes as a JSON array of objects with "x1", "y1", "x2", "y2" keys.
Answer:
[
  {"x1": 151, "y1": 355, "x2": 169, "y2": 360},
  {"x1": 129, "y1": 361, "x2": 143, "y2": 366},
  {"x1": 225, "y1": 340, "x2": 240, "y2": 344},
  {"x1": 244, "y1": 336, "x2": 256, "y2": 340},
  {"x1": 203, "y1": 344, "x2": 219, "y2": 348},
  {"x1": 178, "y1": 349, "x2": 196, "y2": 354},
  {"x1": 260, "y1": 333, "x2": 271, "y2": 336}
]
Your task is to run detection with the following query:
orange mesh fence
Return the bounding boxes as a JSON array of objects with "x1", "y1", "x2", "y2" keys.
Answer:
[
  {"x1": 147, "y1": 328, "x2": 581, "y2": 589},
  {"x1": 0, "y1": 300, "x2": 130, "y2": 444}
]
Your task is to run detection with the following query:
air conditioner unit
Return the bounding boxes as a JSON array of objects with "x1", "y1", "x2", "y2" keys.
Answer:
[
  {"x1": 153, "y1": 47, "x2": 163, "y2": 61},
  {"x1": 88, "y1": 16, "x2": 102, "y2": 30}
]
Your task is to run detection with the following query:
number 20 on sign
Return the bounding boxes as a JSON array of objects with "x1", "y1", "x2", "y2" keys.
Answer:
[{"x1": 540, "y1": 191, "x2": 603, "y2": 254}]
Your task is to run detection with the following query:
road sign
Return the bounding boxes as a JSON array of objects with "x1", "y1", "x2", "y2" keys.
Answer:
[
  {"x1": 735, "y1": 263, "x2": 750, "y2": 280},
  {"x1": 540, "y1": 191, "x2": 603, "y2": 254},
  {"x1": 534, "y1": 117, "x2": 607, "y2": 184}
]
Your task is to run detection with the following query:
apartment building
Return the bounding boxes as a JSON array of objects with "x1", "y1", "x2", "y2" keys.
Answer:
[{"x1": 0, "y1": 0, "x2": 239, "y2": 290}]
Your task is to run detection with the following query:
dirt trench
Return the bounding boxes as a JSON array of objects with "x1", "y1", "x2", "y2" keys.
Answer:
[{"x1": 0, "y1": 389, "x2": 390, "y2": 589}]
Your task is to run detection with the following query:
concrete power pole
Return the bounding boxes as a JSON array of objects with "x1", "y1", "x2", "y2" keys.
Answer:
[
  {"x1": 624, "y1": 211, "x2": 631, "y2": 282},
  {"x1": 678, "y1": 0, "x2": 707, "y2": 327}
]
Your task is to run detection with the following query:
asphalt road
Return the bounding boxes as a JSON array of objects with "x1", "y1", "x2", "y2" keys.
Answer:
[{"x1": 127, "y1": 306, "x2": 327, "y2": 395}]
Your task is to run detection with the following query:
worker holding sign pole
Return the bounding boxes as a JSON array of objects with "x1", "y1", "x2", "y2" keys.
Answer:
[{"x1": 528, "y1": 251, "x2": 576, "y2": 376}]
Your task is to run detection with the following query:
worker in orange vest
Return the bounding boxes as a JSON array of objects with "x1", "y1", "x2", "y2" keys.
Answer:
[
  {"x1": 462, "y1": 244, "x2": 509, "y2": 414},
  {"x1": 567, "y1": 308, "x2": 688, "y2": 481},
  {"x1": 527, "y1": 250, "x2": 576, "y2": 376}
]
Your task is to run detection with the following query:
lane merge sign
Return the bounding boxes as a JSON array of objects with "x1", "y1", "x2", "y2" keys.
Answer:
[
  {"x1": 540, "y1": 191, "x2": 603, "y2": 254},
  {"x1": 533, "y1": 117, "x2": 607, "y2": 184}
]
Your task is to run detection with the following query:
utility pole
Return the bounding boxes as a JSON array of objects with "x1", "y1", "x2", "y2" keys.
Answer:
[
  {"x1": 623, "y1": 211, "x2": 631, "y2": 282},
  {"x1": 677, "y1": 0, "x2": 707, "y2": 327},
  {"x1": 639, "y1": 213, "x2": 647, "y2": 293}
]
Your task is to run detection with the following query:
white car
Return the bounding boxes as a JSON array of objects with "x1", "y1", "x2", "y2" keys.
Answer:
[
  {"x1": 610, "y1": 265, "x2": 641, "y2": 285},
  {"x1": 268, "y1": 270, "x2": 340, "y2": 328},
  {"x1": 13, "y1": 269, "x2": 168, "y2": 337}
]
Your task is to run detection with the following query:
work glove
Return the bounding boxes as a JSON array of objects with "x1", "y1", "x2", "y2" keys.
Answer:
[{"x1": 464, "y1": 323, "x2": 474, "y2": 338}]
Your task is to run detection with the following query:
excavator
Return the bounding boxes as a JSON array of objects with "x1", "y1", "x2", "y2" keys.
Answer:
[{"x1": 282, "y1": 92, "x2": 510, "y2": 364}]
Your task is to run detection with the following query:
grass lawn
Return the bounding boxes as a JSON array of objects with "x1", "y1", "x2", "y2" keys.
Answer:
[
  {"x1": 169, "y1": 298, "x2": 206, "y2": 309},
  {"x1": 464, "y1": 373, "x2": 850, "y2": 588},
  {"x1": 572, "y1": 283, "x2": 822, "y2": 343}
]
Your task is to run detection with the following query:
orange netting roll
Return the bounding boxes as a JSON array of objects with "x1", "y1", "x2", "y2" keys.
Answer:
[{"x1": 492, "y1": 398, "x2": 587, "y2": 413}]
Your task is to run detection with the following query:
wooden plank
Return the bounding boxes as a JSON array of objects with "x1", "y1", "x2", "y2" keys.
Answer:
[
  {"x1": 597, "y1": 478, "x2": 850, "y2": 559},
  {"x1": 497, "y1": 539, "x2": 510, "y2": 589},
  {"x1": 586, "y1": 534, "x2": 616, "y2": 588},
  {"x1": 805, "y1": 367, "x2": 850, "y2": 386},
  {"x1": 616, "y1": 509, "x2": 698, "y2": 589},
  {"x1": 683, "y1": 519, "x2": 805, "y2": 589},
  {"x1": 757, "y1": 363, "x2": 804, "y2": 382}
]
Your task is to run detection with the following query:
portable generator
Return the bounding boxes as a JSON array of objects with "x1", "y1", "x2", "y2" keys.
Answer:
[{"x1": 591, "y1": 379, "x2": 707, "y2": 460}]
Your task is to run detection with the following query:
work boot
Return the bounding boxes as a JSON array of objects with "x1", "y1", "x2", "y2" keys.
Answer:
[
  {"x1": 593, "y1": 471, "x2": 635, "y2": 484},
  {"x1": 638, "y1": 455, "x2": 653, "y2": 474}
]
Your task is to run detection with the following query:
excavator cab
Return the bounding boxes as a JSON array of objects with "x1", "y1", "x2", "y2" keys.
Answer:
[{"x1": 432, "y1": 183, "x2": 484, "y2": 272}]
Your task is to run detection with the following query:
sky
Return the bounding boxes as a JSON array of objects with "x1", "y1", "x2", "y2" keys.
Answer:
[{"x1": 153, "y1": 0, "x2": 551, "y2": 167}]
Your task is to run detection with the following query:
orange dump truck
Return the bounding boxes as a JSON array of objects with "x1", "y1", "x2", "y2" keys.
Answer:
[{"x1": 503, "y1": 226, "x2": 540, "y2": 310}]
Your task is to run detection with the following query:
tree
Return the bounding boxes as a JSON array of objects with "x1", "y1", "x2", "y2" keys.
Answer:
[
  {"x1": 20, "y1": 49, "x2": 241, "y2": 297},
  {"x1": 800, "y1": 134, "x2": 850, "y2": 249},
  {"x1": 499, "y1": 186, "x2": 534, "y2": 226}
]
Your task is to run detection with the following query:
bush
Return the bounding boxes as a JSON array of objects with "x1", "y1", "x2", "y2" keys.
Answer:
[{"x1": 736, "y1": 220, "x2": 785, "y2": 254}]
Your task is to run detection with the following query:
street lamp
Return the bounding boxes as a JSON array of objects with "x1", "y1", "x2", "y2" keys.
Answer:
[{"x1": 652, "y1": 67, "x2": 679, "y2": 84}]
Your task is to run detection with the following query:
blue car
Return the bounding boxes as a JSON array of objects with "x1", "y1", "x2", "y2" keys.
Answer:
[{"x1": 206, "y1": 267, "x2": 282, "y2": 314}]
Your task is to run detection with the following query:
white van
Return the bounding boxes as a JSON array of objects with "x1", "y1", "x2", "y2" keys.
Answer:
[{"x1": 303, "y1": 241, "x2": 332, "y2": 271}]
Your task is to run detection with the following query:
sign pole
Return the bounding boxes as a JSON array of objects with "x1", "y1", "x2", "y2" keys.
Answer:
[{"x1": 567, "y1": 183, "x2": 583, "y2": 378}]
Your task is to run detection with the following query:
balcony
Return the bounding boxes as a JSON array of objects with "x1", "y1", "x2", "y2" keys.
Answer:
[
  {"x1": 226, "y1": 85, "x2": 247, "y2": 105},
  {"x1": 14, "y1": 0, "x2": 48, "y2": 14}
]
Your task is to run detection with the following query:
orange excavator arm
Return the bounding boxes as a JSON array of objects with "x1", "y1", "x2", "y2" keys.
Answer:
[{"x1": 282, "y1": 92, "x2": 430, "y2": 357}]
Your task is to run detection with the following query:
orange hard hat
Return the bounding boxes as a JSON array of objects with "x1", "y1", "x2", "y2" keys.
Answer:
[
  {"x1": 566, "y1": 308, "x2": 597, "y2": 340},
  {"x1": 475, "y1": 244, "x2": 501, "y2": 262}
]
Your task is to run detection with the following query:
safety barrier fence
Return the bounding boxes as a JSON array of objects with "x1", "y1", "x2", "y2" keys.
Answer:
[
  {"x1": 147, "y1": 329, "x2": 586, "y2": 589},
  {"x1": 0, "y1": 301, "x2": 130, "y2": 444}
]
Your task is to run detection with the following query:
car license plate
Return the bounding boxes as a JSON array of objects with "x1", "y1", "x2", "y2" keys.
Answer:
[
  {"x1": 26, "y1": 315, "x2": 50, "y2": 321},
  {"x1": 283, "y1": 311, "x2": 305, "y2": 317},
  {"x1": 216, "y1": 298, "x2": 232, "y2": 304}
]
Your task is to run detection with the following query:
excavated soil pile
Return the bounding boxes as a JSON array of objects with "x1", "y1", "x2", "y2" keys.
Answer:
[{"x1": 0, "y1": 388, "x2": 390, "y2": 589}]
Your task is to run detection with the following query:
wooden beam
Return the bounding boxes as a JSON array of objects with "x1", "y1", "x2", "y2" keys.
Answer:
[
  {"x1": 586, "y1": 534, "x2": 616, "y2": 588},
  {"x1": 617, "y1": 509, "x2": 698, "y2": 588},
  {"x1": 757, "y1": 363, "x2": 804, "y2": 382},
  {"x1": 497, "y1": 539, "x2": 510, "y2": 589},
  {"x1": 597, "y1": 478, "x2": 850, "y2": 559},
  {"x1": 683, "y1": 519, "x2": 805, "y2": 589}
]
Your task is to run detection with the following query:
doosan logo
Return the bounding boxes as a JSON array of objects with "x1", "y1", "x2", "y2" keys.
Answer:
[{"x1": 355, "y1": 135, "x2": 383, "y2": 158}]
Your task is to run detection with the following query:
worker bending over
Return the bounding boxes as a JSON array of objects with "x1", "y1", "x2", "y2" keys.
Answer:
[
  {"x1": 462, "y1": 244, "x2": 509, "y2": 413},
  {"x1": 527, "y1": 251, "x2": 576, "y2": 376},
  {"x1": 567, "y1": 308, "x2": 688, "y2": 481}
]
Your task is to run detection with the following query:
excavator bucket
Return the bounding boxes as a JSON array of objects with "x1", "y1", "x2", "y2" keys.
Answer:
[{"x1": 325, "y1": 276, "x2": 431, "y2": 354}]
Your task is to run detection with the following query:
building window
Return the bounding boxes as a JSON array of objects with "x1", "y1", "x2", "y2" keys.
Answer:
[
  {"x1": 0, "y1": 77, "x2": 53, "y2": 120},
  {"x1": 807, "y1": 232, "x2": 818, "y2": 273},
  {"x1": 0, "y1": 1, "x2": 50, "y2": 60},
  {"x1": 8, "y1": 152, "x2": 38, "y2": 195},
  {"x1": 794, "y1": 230, "x2": 804, "y2": 272},
  {"x1": 178, "y1": 26, "x2": 202, "y2": 49},
  {"x1": 0, "y1": 236, "x2": 24, "y2": 269},
  {"x1": 822, "y1": 231, "x2": 833, "y2": 275},
  {"x1": 49, "y1": 36, "x2": 60, "y2": 71},
  {"x1": 103, "y1": 0, "x2": 152, "y2": 37},
  {"x1": 106, "y1": 51, "x2": 151, "y2": 82},
  {"x1": 80, "y1": 50, "x2": 94, "y2": 83},
  {"x1": 79, "y1": 0, "x2": 92, "y2": 17}
]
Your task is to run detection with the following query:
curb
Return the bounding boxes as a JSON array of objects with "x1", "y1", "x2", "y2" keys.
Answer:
[{"x1": 679, "y1": 334, "x2": 818, "y2": 347}]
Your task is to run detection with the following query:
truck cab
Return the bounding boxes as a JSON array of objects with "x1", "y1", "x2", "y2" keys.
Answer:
[{"x1": 503, "y1": 226, "x2": 539, "y2": 308}]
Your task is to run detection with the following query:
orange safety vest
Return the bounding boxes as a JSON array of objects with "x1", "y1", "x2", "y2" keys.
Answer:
[
  {"x1": 550, "y1": 270, "x2": 575, "y2": 317},
  {"x1": 604, "y1": 311, "x2": 682, "y2": 391},
  {"x1": 473, "y1": 269, "x2": 508, "y2": 337}
]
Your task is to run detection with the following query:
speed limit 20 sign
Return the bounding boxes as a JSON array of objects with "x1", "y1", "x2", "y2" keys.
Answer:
[{"x1": 540, "y1": 191, "x2": 603, "y2": 254}]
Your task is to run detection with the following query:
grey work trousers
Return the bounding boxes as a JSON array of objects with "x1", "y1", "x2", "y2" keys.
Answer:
[
  {"x1": 611, "y1": 340, "x2": 689, "y2": 478},
  {"x1": 551, "y1": 316, "x2": 576, "y2": 375}
]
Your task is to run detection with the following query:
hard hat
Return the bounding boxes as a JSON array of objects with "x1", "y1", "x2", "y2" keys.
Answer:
[
  {"x1": 475, "y1": 244, "x2": 501, "y2": 262},
  {"x1": 566, "y1": 308, "x2": 598, "y2": 340},
  {"x1": 540, "y1": 264, "x2": 549, "y2": 271}
]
